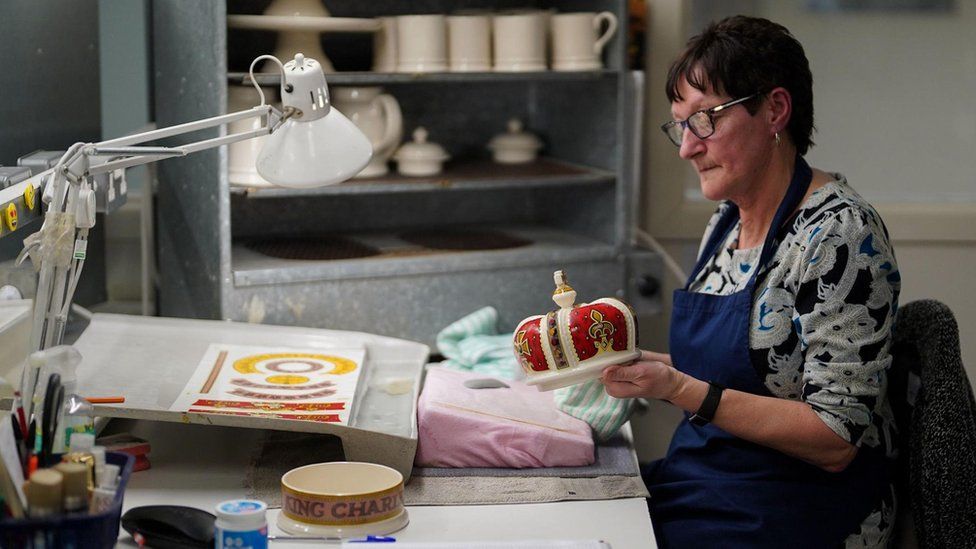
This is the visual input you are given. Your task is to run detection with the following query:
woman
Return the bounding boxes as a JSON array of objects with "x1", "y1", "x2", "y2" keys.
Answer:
[{"x1": 601, "y1": 16, "x2": 900, "y2": 548}]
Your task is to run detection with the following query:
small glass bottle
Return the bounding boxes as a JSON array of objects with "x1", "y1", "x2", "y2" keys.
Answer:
[
  {"x1": 56, "y1": 394, "x2": 95, "y2": 454},
  {"x1": 214, "y1": 499, "x2": 268, "y2": 549}
]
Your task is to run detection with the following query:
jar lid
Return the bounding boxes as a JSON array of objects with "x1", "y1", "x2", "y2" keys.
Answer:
[
  {"x1": 488, "y1": 118, "x2": 542, "y2": 153},
  {"x1": 54, "y1": 462, "x2": 88, "y2": 501},
  {"x1": 394, "y1": 127, "x2": 450, "y2": 162},
  {"x1": 216, "y1": 499, "x2": 268, "y2": 529},
  {"x1": 28, "y1": 469, "x2": 64, "y2": 510}
]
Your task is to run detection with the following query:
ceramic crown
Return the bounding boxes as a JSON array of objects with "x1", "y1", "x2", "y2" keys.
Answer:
[{"x1": 513, "y1": 270, "x2": 640, "y2": 391}]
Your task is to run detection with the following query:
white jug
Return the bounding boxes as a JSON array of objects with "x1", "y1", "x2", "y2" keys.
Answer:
[{"x1": 331, "y1": 87, "x2": 403, "y2": 178}]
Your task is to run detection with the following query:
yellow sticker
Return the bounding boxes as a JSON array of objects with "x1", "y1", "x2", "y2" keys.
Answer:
[
  {"x1": 3, "y1": 204, "x2": 17, "y2": 231},
  {"x1": 23, "y1": 183, "x2": 35, "y2": 211},
  {"x1": 265, "y1": 375, "x2": 310, "y2": 385},
  {"x1": 234, "y1": 353, "x2": 358, "y2": 375}
]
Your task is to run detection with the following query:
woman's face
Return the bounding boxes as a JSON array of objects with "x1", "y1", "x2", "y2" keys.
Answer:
[{"x1": 671, "y1": 77, "x2": 774, "y2": 202}]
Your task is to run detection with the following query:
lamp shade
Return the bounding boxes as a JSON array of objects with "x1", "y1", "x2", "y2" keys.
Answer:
[
  {"x1": 256, "y1": 110, "x2": 371, "y2": 187},
  {"x1": 256, "y1": 53, "x2": 372, "y2": 187}
]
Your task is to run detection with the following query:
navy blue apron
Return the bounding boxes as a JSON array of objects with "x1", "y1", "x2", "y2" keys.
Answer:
[{"x1": 648, "y1": 155, "x2": 890, "y2": 548}]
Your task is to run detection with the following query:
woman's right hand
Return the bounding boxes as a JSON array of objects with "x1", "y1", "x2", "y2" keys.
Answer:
[{"x1": 600, "y1": 350, "x2": 682, "y2": 400}]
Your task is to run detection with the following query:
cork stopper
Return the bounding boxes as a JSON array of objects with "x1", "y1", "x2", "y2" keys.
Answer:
[
  {"x1": 55, "y1": 462, "x2": 89, "y2": 512},
  {"x1": 552, "y1": 270, "x2": 577, "y2": 309},
  {"x1": 27, "y1": 468, "x2": 64, "y2": 517}
]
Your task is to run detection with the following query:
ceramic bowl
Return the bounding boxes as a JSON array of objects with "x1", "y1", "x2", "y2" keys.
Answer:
[
  {"x1": 278, "y1": 461, "x2": 408, "y2": 538},
  {"x1": 513, "y1": 270, "x2": 640, "y2": 391}
]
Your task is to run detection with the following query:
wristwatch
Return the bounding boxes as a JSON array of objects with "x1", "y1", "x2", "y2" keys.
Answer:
[{"x1": 689, "y1": 381, "x2": 725, "y2": 426}]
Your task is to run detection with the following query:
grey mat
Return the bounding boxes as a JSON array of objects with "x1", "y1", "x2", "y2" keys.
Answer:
[
  {"x1": 412, "y1": 431, "x2": 638, "y2": 478},
  {"x1": 244, "y1": 430, "x2": 646, "y2": 508},
  {"x1": 403, "y1": 475, "x2": 649, "y2": 506}
]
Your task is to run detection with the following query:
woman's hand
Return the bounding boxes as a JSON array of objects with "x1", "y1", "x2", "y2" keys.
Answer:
[
  {"x1": 600, "y1": 350, "x2": 683, "y2": 400},
  {"x1": 637, "y1": 350, "x2": 673, "y2": 366}
]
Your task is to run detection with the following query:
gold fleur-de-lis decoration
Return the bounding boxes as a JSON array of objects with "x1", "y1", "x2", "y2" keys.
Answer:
[
  {"x1": 515, "y1": 330, "x2": 531, "y2": 356},
  {"x1": 588, "y1": 310, "x2": 616, "y2": 353}
]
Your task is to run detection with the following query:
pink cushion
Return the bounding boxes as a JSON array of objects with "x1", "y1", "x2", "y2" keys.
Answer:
[{"x1": 415, "y1": 367, "x2": 595, "y2": 468}]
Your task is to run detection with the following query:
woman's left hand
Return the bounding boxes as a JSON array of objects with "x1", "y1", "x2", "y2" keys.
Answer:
[{"x1": 600, "y1": 353, "x2": 683, "y2": 400}]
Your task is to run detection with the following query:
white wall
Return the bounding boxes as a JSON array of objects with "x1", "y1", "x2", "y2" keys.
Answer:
[
  {"x1": 762, "y1": 1, "x2": 976, "y2": 203},
  {"x1": 635, "y1": 0, "x2": 976, "y2": 462}
]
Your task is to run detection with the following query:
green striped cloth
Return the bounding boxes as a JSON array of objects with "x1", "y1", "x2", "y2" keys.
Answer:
[
  {"x1": 435, "y1": 306, "x2": 635, "y2": 441},
  {"x1": 553, "y1": 379, "x2": 635, "y2": 442},
  {"x1": 435, "y1": 306, "x2": 523, "y2": 380}
]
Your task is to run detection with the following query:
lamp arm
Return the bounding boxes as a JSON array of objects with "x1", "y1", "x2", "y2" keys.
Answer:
[
  {"x1": 89, "y1": 124, "x2": 273, "y2": 176},
  {"x1": 95, "y1": 105, "x2": 279, "y2": 148},
  {"x1": 17, "y1": 104, "x2": 283, "y2": 419},
  {"x1": 87, "y1": 106, "x2": 282, "y2": 176}
]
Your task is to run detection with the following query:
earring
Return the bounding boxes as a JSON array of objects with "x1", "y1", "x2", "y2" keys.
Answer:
[{"x1": 774, "y1": 132, "x2": 781, "y2": 146}]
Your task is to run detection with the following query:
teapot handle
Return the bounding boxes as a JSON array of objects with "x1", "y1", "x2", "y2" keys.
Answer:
[{"x1": 374, "y1": 94, "x2": 403, "y2": 156}]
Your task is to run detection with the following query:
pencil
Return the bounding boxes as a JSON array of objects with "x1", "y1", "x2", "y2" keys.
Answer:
[{"x1": 85, "y1": 397, "x2": 126, "y2": 404}]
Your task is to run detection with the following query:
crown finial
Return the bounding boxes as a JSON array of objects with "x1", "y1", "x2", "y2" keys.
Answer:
[{"x1": 552, "y1": 270, "x2": 577, "y2": 309}]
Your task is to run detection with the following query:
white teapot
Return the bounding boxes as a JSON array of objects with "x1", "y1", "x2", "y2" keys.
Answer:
[{"x1": 331, "y1": 86, "x2": 403, "y2": 178}]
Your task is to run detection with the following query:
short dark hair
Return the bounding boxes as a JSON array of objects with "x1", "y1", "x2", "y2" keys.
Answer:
[{"x1": 665, "y1": 15, "x2": 815, "y2": 155}]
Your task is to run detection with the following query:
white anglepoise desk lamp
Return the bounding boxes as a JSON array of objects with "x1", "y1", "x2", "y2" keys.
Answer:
[{"x1": 13, "y1": 52, "x2": 371, "y2": 419}]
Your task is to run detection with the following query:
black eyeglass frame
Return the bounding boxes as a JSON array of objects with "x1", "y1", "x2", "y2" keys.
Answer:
[{"x1": 660, "y1": 93, "x2": 761, "y2": 147}]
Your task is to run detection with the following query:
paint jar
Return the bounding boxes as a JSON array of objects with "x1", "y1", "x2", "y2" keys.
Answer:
[{"x1": 215, "y1": 499, "x2": 268, "y2": 549}]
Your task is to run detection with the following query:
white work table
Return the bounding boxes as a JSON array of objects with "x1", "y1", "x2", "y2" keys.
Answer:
[
  {"x1": 59, "y1": 314, "x2": 655, "y2": 547},
  {"x1": 112, "y1": 420, "x2": 657, "y2": 549}
]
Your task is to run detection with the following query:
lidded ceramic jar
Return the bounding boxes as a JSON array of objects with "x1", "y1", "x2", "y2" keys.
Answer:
[
  {"x1": 513, "y1": 270, "x2": 640, "y2": 391},
  {"x1": 487, "y1": 118, "x2": 543, "y2": 164},
  {"x1": 394, "y1": 127, "x2": 450, "y2": 176}
]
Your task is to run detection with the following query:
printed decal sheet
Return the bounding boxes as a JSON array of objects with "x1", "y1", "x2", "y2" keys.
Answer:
[{"x1": 169, "y1": 343, "x2": 366, "y2": 425}]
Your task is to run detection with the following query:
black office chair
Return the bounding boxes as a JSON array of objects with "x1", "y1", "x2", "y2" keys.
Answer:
[{"x1": 889, "y1": 299, "x2": 976, "y2": 548}]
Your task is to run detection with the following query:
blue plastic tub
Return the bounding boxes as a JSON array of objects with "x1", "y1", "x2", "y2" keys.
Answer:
[{"x1": 0, "y1": 451, "x2": 135, "y2": 548}]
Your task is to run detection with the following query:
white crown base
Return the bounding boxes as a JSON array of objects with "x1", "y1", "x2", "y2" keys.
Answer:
[{"x1": 525, "y1": 349, "x2": 641, "y2": 392}]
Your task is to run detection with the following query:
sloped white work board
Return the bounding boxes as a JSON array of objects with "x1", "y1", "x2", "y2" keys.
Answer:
[{"x1": 72, "y1": 314, "x2": 429, "y2": 479}]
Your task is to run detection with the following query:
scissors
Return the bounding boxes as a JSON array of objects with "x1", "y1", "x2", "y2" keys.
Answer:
[{"x1": 40, "y1": 373, "x2": 64, "y2": 467}]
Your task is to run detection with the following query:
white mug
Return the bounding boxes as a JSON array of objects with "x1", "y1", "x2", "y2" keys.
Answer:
[
  {"x1": 372, "y1": 16, "x2": 398, "y2": 72},
  {"x1": 551, "y1": 11, "x2": 618, "y2": 71},
  {"x1": 396, "y1": 15, "x2": 447, "y2": 73},
  {"x1": 447, "y1": 14, "x2": 491, "y2": 72},
  {"x1": 493, "y1": 11, "x2": 548, "y2": 72}
]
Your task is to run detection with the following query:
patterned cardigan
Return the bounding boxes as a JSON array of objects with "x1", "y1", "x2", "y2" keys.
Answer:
[{"x1": 688, "y1": 176, "x2": 901, "y2": 547}]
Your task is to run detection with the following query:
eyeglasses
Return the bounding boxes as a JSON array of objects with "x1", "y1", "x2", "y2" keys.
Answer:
[{"x1": 661, "y1": 93, "x2": 759, "y2": 147}]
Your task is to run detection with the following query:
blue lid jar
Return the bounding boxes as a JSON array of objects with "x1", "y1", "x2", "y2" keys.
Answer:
[{"x1": 215, "y1": 499, "x2": 268, "y2": 549}]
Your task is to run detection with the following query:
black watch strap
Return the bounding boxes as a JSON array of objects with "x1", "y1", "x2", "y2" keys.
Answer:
[{"x1": 689, "y1": 381, "x2": 725, "y2": 426}]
